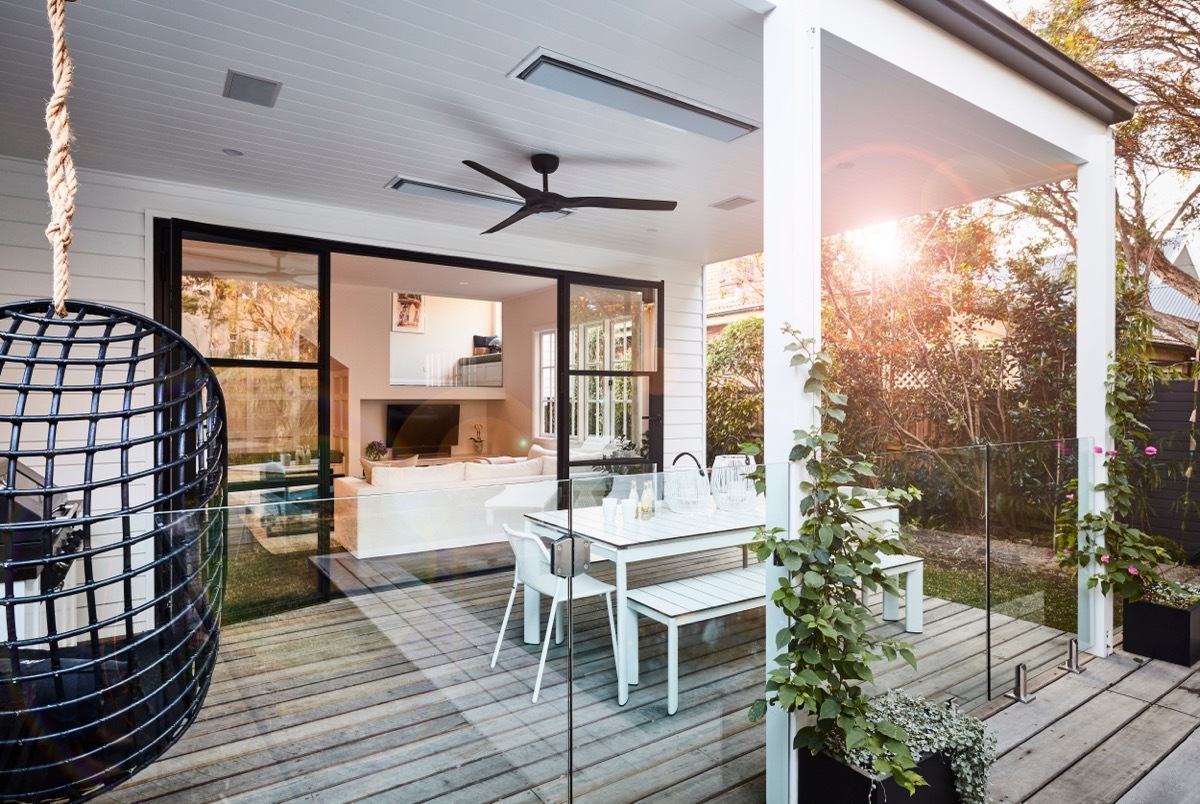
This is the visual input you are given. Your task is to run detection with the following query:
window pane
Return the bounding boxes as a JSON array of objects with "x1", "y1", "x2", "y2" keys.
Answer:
[
  {"x1": 218, "y1": 366, "x2": 319, "y2": 478},
  {"x1": 568, "y1": 284, "x2": 657, "y2": 371},
  {"x1": 181, "y1": 240, "x2": 320, "y2": 363}
]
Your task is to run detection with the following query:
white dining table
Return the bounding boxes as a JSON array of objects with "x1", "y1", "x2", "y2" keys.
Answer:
[
  {"x1": 525, "y1": 496, "x2": 902, "y2": 706},
  {"x1": 525, "y1": 500, "x2": 766, "y2": 706}
]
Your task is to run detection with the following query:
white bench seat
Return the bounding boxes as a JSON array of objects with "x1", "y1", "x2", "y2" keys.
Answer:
[{"x1": 626, "y1": 564, "x2": 768, "y2": 715}]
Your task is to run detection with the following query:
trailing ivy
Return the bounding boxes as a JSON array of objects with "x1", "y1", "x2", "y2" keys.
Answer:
[
  {"x1": 748, "y1": 328, "x2": 931, "y2": 794},
  {"x1": 843, "y1": 691, "x2": 996, "y2": 804}
]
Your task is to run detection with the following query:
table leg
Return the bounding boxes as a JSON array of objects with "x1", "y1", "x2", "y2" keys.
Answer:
[
  {"x1": 523, "y1": 586, "x2": 540, "y2": 645},
  {"x1": 906, "y1": 565, "x2": 924, "y2": 633},
  {"x1": 616, "y1": 554, "x2": 629, "y2": 705}
]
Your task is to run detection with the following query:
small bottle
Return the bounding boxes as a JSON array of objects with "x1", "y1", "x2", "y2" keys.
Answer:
[{"x1": 640, "y1": 480, "x2": 655, "y2": 520}]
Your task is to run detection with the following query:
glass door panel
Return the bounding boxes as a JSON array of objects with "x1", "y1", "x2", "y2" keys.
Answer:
[
  {"x1": 168, "y1": 226, "x2": 331, "y2": 622},
  {"x1": 563, "y1": 282, "x2": 661, "y2": 474}
]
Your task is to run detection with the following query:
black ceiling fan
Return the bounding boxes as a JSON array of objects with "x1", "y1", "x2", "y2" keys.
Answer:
[{"x1": 463, "y1": 153, "x2": 677, "y2": 234}]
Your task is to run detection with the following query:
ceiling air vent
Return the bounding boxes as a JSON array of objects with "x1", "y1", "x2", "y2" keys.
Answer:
[
  {"x1": 511, "y1": 50, "x2": 759, "y2": 142},
  {"x1": 222, "y1": 70, "x2": 283, "y2": 108},
  {"x1": 710, "y1": 196, "x2": 757, "y2": 211}
]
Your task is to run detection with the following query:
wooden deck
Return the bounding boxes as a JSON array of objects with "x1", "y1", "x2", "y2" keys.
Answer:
[{"x1": 97, "y1": 547, "x2": 1092, "y2": 803}]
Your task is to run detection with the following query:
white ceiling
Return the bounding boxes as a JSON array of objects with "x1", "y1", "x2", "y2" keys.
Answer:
[{"x1": 0, "y1": 0, "x2": 1087, "y2": 264}]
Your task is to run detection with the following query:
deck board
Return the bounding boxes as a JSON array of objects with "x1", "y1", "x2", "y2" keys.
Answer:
[{"x1": 96, "y1": 548, "x2": 1200, "y2": 804}]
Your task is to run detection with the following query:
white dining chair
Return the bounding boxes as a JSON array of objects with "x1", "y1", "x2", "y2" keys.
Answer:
[{"x1": 491, "y1": 524, "x2": 619, "y2": 702}]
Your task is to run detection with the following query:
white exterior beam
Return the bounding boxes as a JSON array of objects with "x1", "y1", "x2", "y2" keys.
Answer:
[
  {"x1": 821, "y1": 0, "x2": 1101, "y2": 156},
  {"x1": 1076, "y1": 133, "x2": 1116, "y2": 656},
  {"x1": 762, "y1": 1, "x2": 822, "y2": 801}
]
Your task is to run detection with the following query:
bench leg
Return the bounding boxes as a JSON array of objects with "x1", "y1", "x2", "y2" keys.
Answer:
[
  {"x1": 906, "y1": 565, "x2": 923, "y2": 633},
  {"x1": 667, "y1": 621, "x2": 679, "y2": 716},
  {"x1": 627, "y1": 608, "x2": 639, "y2": 686},
  {"x1": 882, "y1": 580, "x2": 900, "y2": 622}
]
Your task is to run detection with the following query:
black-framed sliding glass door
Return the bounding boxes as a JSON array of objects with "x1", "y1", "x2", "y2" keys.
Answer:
[
  {"x1": 558, "y1": 281, "x2": 663, "y2": 475},
  {"x1": 156, "y1": 219, "x2": 332, "y2": 620}
]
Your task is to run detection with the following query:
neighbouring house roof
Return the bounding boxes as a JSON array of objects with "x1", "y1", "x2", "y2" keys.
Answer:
[
  {"x1": 893, "y1": 0, "x2": 1136, "y2": 125},
  {"x1": 1151, "y1": 283, "x2": 1200, "y2": 323}
]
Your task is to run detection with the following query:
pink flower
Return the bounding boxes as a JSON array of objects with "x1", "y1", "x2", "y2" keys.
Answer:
[
  {"x1": 1129, "y1": 566, "x2": 1139, "y2": 575},
  {"x1": 1066, "y1": 493, "x2": 1075, "y2": 500},
  {"x1": 1055, "y1": 442, "x2": 1064, "y2": 452},
  {"x1": 1100, "y1": 555, "x2": 1110, "y2": 563},
  {"x1": 1093, "y1": 446, "x2": 1104, "y2": 454},
  {"x1": 1063, "y1": 549, "x2": 1072, "y2": 558},
  {"x1": 1107, "y1": 450, "x2": 1117, "y2": 457},
  {"x1": 1146, "y1": 446, "x2": 1158, "y2": 456}
]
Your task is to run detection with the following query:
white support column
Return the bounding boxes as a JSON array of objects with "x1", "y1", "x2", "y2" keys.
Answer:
[
  {"x1": 763, "y1": 2, "x2": 822, "y2": 802},
  {"x1": 1076, "y1": 131, "x2": 1116, "y2": 657}
]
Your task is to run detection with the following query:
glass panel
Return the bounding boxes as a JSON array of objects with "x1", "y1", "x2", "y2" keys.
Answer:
[
  {"x1": 181, "y1": 240, "x2": 319, "y2": 363},
  {"x1": 875, "y1": 445, "x2": 991, "y2": 709},
  {"x1": 986, "y1": 439, "x2": 1082, "y2": 699},
  {"x1": 14, "y1": 478, "x2": 576, "y2": 798},
  {"x1": 566, "y1": 375, "x2": 651, "y2": 468},
  {"x1": 565, "y1": 468, "x2": 767, "y2": 798},
  {"x1": 568, "y1": 284, "x2": 658, "y2": 372},
  {"x1": 218, "y1": 366, "x2": 319, "y2": 476}
]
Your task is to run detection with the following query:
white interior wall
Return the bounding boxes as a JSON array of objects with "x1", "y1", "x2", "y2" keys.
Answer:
[{"x1": 387, "y1": 295, "x2": 497, "y2": 385}]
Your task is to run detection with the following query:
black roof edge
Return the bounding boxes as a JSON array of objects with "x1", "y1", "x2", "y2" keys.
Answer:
[{"x1": 891, "y1": 0, "x2": 1136, "y2": 126}]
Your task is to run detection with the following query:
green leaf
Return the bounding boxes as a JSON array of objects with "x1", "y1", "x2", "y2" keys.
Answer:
[
  {"x1": 748, "y1": 698, "x2": 767, "y2": 722},
  {"x1": 803, "y1": 377, "x2": 823, "y2": 394},
  {"x1": 818, "y1": 698, "x2": 841, "y2": 721},
  {"x1": 803, "y1": 570, "x2": 825, "y2": 588}
]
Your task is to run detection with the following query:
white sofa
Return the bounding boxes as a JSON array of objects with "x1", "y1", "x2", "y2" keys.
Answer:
[{"x1": 333, "y1": 456, "x2": 560, "y2": 558}]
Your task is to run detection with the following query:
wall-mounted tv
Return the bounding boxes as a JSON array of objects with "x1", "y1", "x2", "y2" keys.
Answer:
[{"x1": 386, "y1": 403, "x2": 460, "y2": 457}]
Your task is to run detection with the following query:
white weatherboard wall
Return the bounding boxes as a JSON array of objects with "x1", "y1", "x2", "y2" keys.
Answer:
[{"x1": 0, "y1": 155, "x2": 705, "y2": 468}]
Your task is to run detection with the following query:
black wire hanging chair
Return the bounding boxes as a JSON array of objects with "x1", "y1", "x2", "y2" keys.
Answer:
[{"x1": 0, "y1": 299, "x2": 228, "y2": 802}]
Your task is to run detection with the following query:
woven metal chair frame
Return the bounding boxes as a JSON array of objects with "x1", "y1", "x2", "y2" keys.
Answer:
[{"x1": 0, "y1": 299, "x2": 227, "y2": 802}]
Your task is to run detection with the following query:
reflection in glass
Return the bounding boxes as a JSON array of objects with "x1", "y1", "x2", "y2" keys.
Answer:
[
  {"x1": 216, "y1": 366, "x2": 319, "y2": 475},
  {"x1": 181, "y1": 241, "x2": 320, "y2": 362},
  {"x1": 568, "y1": 284, "x2": 657, "y2": 372}
]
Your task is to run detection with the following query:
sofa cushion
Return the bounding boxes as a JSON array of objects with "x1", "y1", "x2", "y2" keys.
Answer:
[
  {"x1": 528, "y1": 443, "x2": 556, "y2": 460},
  {"x1": 463, "y1": 458, "x2": 543, "y2": 481},
  {"x1": 542, "y1": 456, "x2": 558, "y2": 476},
  {"x1": 373, "y1": 461, "x2": 466, "y2": 489},
  {"x1": 362, "y1": 453, "x2": 418, "y2": 483}
]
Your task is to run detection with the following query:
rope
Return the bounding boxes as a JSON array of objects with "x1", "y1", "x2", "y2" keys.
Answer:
[{"x1": 44, "y1": 0, "x2": 76, "y2": 318}]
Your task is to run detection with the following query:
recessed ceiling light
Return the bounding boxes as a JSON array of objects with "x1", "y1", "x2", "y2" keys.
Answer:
[
  {"x1": 837, "y1": 161, "x2": 855, "y2": 170},
  {"x1": 221, "y1": 148, "x2": 244, "y2": 157},
  {"x1": 222, "y1": 70, "x2": 283, "y2": 108},
  {"x1": 458, "y1": 281, "x2": 470, "y2": 285},
  {"x1": 510, "y1": 50, "x2": 759, "y2": 142},
  {"x1": 646, "y1": 228, "x2": 658, "y2": 233},
  {"x1": 384, "y1": 176, "x2": 570, "y2": 219}
]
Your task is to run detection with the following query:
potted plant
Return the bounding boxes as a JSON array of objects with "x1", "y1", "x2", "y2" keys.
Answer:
[
  {"x1": 470, "y1": 423, "x2": 485, "y2": 455},
  {"x1": 364, "y1": 440, "x2": 387, "y2": 461},
  {"x1": 749, "y1": 330, "x2": 995, "y2": 803},
  {"x1": 1122, "y1": 580, "x2": 1200, "y2": 666}
]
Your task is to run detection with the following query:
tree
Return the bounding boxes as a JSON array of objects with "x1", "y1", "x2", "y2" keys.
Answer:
[
  {"x1": 706, "y1": 315, "x2": 764, "y2": 462},
  {"x1": 1013, "y1": 0, "x2": 1200, "y2": 347}
]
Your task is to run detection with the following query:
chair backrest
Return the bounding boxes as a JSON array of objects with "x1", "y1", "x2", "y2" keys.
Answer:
[{"x1": 503, "y1": 525, "x2": 556, "y2": 595}]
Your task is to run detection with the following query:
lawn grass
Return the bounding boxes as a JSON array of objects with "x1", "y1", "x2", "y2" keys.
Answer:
[
  {"x1": 922, "y1": 559, "x2": 1079, "y2": 634},
  {"x1": 222, "y1": 541, "x2": 335, "y2": 625}
]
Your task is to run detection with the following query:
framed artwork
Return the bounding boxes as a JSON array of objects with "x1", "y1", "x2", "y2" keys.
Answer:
[{"x1": 392, "y1": 292, "x2": 425, "y2": 333}]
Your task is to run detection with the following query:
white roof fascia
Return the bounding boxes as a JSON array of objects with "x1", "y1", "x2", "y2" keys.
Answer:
[{"x1": 821, "y1": 0, "x2": 1118, "y2": 159}]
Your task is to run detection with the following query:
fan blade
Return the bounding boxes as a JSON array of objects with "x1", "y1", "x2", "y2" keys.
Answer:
[
  {"x1": 462, "y1": 160, "x2": 540, "y2": 201},
  {"x1": 558, "y1": 196, "x2": 677, "y2": 211},
  {"x1": 482, "y1": 207, "x2": 538, "y2": 235}
]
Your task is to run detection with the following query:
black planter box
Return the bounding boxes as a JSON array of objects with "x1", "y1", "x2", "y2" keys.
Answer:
[
  {"x1": 798, "y1": 747, "x2": 959, "y2": 804},
  {"x1": 1123, "y1": 598, "x2": 1200, "y2": 666}
]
